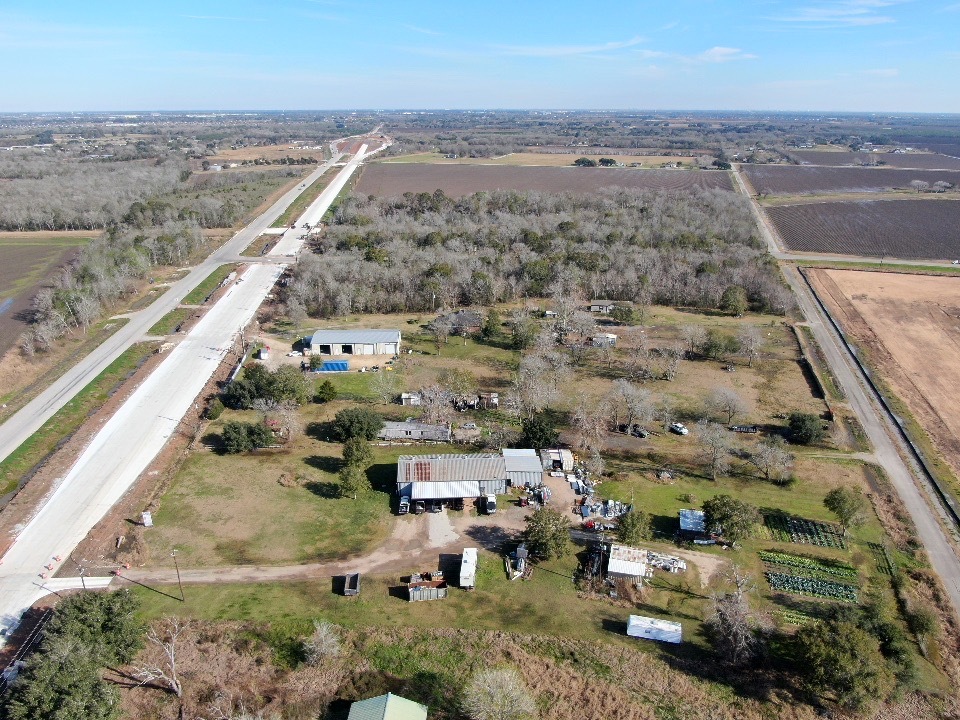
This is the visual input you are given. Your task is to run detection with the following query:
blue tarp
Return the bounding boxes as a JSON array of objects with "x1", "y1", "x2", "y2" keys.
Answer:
[{"x1": 317, "y1": 361, "x2": 349, "y2": 372}]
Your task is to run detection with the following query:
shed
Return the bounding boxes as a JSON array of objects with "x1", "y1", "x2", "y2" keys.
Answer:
[
  {"x1": 460, "y1": 548, "x2": 478, "y2": 590},
  {"x1": 540, "y1": 448, "x2": 575, "y2": 472},
  {"x1": 502, "y1": 448, "x2": 544, "y2": 487},
  {"x1": 607, "y1": 544, "x2": 653, "y2": 582},
  {"x1": 396, "y1": 454, "x2": 508, "y2": 500},
  {"x1": 591, "y1": 333, "x2": 618, "y2": 348},
  {"x1": 378, "y1": 420, "x2": 451, "y2": 443},
  {"x1": 627, "y1": 615, "x2": 683, "y2": 644},
  {"x1": 348, "y1": 692, "x2": 428, "y2": 720},
  {"x1": 305, "y1": 329, "x2": 401, "y2": 356},
  {"x1": 679, "y1": 509, "x2": 706, "y2": 535},
  {"x1": 589, "y1": 301, "x2": 615, "y2": 313},
  {"x1": 399, "y1": 392, "x2": 422, "y2": 406},
  {"x1": 477, "y1": 391, "x2": 499, "y2": 409}
]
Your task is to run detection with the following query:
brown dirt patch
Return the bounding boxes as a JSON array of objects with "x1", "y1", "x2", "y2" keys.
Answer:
[
  {"x1": 807, "y1": 269, "x2": 960, "y2": 480},
  {"x1": 355, "y1": 164, "x2": 735, "y2": 197}
]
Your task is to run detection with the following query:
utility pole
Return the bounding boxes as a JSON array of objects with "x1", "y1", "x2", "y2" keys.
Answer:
[{"x1": 171, "y1": 549, "x2": 184, "y2": 602}]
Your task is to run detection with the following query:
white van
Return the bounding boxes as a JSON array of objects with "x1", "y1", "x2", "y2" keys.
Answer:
[{"x1": 484, "y1": 495, "x2": 497, "y2": 514}]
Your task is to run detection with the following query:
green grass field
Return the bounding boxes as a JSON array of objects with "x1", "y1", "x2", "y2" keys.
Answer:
[
  {"x1": 270, "y1": 169, "x2": 336, "y2": 228},
  {"x1": 148, "y1": 307, "x2": 193, "y2": 336},
  {"x1": 182, "y1": 265, "x2": 237, "y2": 305},
  {"x1": 0, "y1": 341, "x2": 157, "y2": 496}
]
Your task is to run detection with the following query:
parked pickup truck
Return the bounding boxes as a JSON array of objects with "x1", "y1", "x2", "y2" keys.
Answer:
[{"x1": 398, "y1": 497, "x2": 410, "y2": 515}]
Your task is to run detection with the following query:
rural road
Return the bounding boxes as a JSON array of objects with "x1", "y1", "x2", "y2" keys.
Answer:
[
  {"x1": 0, "y1": 140, "x2": 384, "y2": 638},
  {"x1": 732, "y1": 167, "x2": 960, "y2": 616}
]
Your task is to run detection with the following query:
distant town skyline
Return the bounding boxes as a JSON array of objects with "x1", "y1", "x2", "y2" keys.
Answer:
[{"x1": 2, "y1": 0, "x2": 957, "y2": 113}]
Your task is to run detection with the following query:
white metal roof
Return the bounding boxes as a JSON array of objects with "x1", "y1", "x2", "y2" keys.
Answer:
[
  {"x1": 460, "y1": 547, "x2": 478, "y2": 588},
  {"x1": 608, "y1": 544, "x2": 650, "y2": 578},
  {"x1": 410, "y1": 481, "x2": 481, "y2": 499},
  {"x1": 308, "y1": 329, "x2": 401, "y2": 345},
  {"x1": 502, "y1": 449, "x2": 543, "y2": 474},
  {"x1": 627, "y1": 615, "x2": 683, "y2": 644},
  {"x1": 398, "y1": 454, "x2": 506, "y2": 484}
]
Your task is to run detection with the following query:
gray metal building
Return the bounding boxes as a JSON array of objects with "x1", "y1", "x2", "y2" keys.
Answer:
[
  {"x1": 378, "y1": 420, "x2": 451, "y2": 443},
  {"x1": 396, "y1": 453, "x2": 508, "y2": 500},
  {"x1": 305, "y1": 329, "x2": 401, "y2": 356}
]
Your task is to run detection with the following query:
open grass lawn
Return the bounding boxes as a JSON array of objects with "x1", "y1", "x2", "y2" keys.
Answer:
[
  {"x1": 270, "y1": 168, "x2": 336, "y2": 228},
  {"x1": 133, "y1": 547, "x2": 708, "y2": 650},
  {"x1": 0, "y1": 340, "x2": 155, "y2": 496},
  {"x1": 147, "y1": 306, "x2": 193, "y2": 336}
]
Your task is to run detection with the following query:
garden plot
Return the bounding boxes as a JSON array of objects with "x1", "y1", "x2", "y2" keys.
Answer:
[{"x1": 764, "y1": 512, "x2": 847, "y2": 549}]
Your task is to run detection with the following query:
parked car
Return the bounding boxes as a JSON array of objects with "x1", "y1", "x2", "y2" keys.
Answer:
[
  {"x1": 484, "y1": 494, "x2": 497, "y2": 514},
  {"x1": 669, "y1": 422, "x2": 689, "y2": 436},
  {"x1": 428, "y1": 500, "x2": 442, "y2": 513},
  {"x1": 398, "y1": 497, "x2": 410, "y2": 515},
  {"x1": 462, "y1": 423, "x2": 478, "y2": 430},
  {"x1": 451, "y1": 498, "x2": 464, "y2": 511},
  {"x1": 286, "y1": 350, "x2": 302, "y2": 357},
  {"x1": 630, "y1": 425, "x2": 649, "y2": 438},
  {"x1": 413, "y1": 500, "x2": 426, "y2": 515}
]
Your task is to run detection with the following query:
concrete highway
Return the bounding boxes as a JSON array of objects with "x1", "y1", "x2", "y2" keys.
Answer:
[
  {"x1": 0, "y1": 140, "x2": 383, "y2": 637},
  {"x1": 0, "y1": 149, "x2": 347, "y2": 466},
  {"x1": 732, "y1": 167, "x2": 960, "y2": 616}
]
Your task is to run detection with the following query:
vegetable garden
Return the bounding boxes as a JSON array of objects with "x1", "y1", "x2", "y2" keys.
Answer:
[{"x1": 763, "y1": 513, "x2": 847, "y2": 549}]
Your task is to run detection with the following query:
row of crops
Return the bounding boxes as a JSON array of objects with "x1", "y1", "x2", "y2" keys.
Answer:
[
  {"x1": 764, "y1": 513, "x2": 847, "y2": 549},
  {"x1": 765, "y1": 572, "x2": 859, "y2": 603},
  {"x1": 758, "y1": 550, "x2": 857, "y2": 579}
]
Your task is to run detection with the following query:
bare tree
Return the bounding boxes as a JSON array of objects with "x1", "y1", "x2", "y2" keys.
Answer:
[
  {"x1": 208, "y1": 692, "x2": 280, "y2": 720},
  {"x1": 286, "y1": 297, "x2": 308, "y2": 335},
  {"x1": 662, "y1": 342, "x2": 685, "y2": 380},
  {"x1": 462, "y1": 666, "x2": 538, "y2": 720},
  {"x1": 371, "y1": 369, "x2": 401, "y2": 404},
  {"x1": 418, "y1": 383, "x2": 454, "y2": 425},
  {"x1": 696, "y1": 420, "x2": 734, "y2": 480},
  {"x1": 625, "y1": 327, "x2": 653, "y2": 380},
  {"x1": 933, "y1": 180, "x2": 953, "y2": 193},
  {"x1": 680, "y1": 324, "x2": 707, "y2": 355},
  {"x1": 736, "y1": 324, "x2": 763, "y2": 368},
  {"x1": 750, "y1": 436, "x2": 794, "y2": 484},
  {"x1": 707, "y1": 387, "x2": 747, "y2": 425},
  {"x1": 303, "y1": 620, "x2": 342, "y2": 666},
  {"x1": 133, "y1": 617, "x2": 188, "y2": 698},
  {"x1": 909, "y1": 179, "x2": 930, "y2": 193},
  {"x1": 571, "y1": 400, "x2": 608, "y2": 454},
  {"x1": 583, "y1": 450, "x2": 606, "y2": 478},
  {"x1": 428, "y1": 317, "x2": 454, "y2": 354},
  {"x1": 708, "y1": 565, "x2": 769, "y2": 667},
  {"x1": 657, "y1": 394, "x2": 676, "y2": 432}
]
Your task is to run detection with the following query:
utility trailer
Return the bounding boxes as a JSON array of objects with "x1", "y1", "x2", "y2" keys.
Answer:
[{"x1": 343, "y1": 572, "x2": 361, "y2": 596}]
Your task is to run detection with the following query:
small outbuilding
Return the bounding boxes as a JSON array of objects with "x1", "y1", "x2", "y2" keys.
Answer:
[
  {"x1": 591, "y1": 333, "x2": 618, "y2": 347},
  {"x1": 627, "y1": 615, "x2": 683, "y2": 645},
  {"x1": 540, "y1": 448, "x2": 575, "y2": 472},
  {"x1": 347, "y1": 692, "x2": 428, "y2": 720},
  {"x1": 607, "y1": 544, "x2": 654, "y2": 583},
  {"x1": 437, "y1": 309, "x2": 483, "y2": 335},
  {"x1": 378, "y1": 420, "x2": 451, "y2": 444},
  {"x1": 396, "y1": 453, "x2": 508, "y2": 501},
  {"x1": 399, "y1": 392, "x2": 422, "y2": 406},
  {"x1": 589, "y1": 301, "x2": 615, "y2": 313},
  {"x1": 460, "y1": 548, "x2": 478, "y2": 590},
  {"x1": 305, "y1": 329, "x2": 401, "y2": 356},
  {"x1": 679, "y1": 509, "x2": 707, "y2": 537},
  {"x1": 502, "y1": 448, "x2": 544, "y2": 487}
]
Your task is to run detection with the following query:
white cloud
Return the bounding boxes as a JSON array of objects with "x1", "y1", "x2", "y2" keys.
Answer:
[
  {"x1": 495, "y1": 35, "x2": 647, "y2": 57},
  {"x1": 769, "y1": 0, "x2": 898, "y2": 27},
  {"x1": 862, "y1": 67, "x2": 899, "y2": 76},
  {"x1": 696, "y1": 46, "x2": 758, "y2": 63}
]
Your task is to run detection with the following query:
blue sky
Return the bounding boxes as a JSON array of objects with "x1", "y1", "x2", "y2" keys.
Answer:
[{"x1": 1, "y1": 1, "x2": 957, "y2": 112}]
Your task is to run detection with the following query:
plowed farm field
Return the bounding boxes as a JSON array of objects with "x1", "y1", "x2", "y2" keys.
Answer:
[
  {"x1": 766, "y1": 198, "x2": 960, "y2": 259},
  {"x1": 807, "y1": 268, "x2": 960, "y2": 487},
  {"x1": 743, "y1": 166, "x2": 960, "y2": 196},
  {"x1": 355, "y1": 164, "x2": 734, "y2": 197},
  {"x1": 791, "y1": 151, "x2": 960, "y2": 170}
]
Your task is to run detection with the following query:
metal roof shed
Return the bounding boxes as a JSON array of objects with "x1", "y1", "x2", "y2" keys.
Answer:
[
  {"x1": 410, "y1": 481, "x2": 481, "y2": 500},
  {"x1": 460, "y1": 548, "x2": 478, "y2": 589},
  {"x1": 679, "y1": 509, "x2": 706, "y2": 534},
  {"x1": 503, "y1": 449, "x2": 544, "y2": 487},
  {"x1": 348, "y1": 692, "x2": 428, "y2": 720},
  {"x1": 627, "y1": 615, "x2": 683, "y2": 644},
  {"x1": 607, "y1": 544, "x2": 652, "y2": 581}
]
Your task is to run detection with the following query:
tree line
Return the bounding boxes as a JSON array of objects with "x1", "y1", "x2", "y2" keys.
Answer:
[{"x1": 285, "y1": 188, "x2": 791, "y2": 320}]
